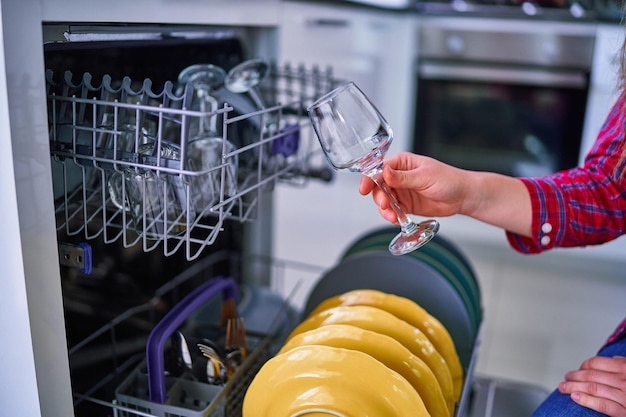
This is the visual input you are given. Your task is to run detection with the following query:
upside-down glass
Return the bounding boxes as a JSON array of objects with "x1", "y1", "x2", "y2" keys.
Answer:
[
  {"x1": 176, "y1": 64, "x2": 238, "y2": 213},
  {"x1": 108, "y1": 140, "x2": 195, "y2": 238},
  {"x1": 307, "y1": 82, "x2": 439, "y2": 255},
  {"x1": 224, "y1": 58, "x2": 269, "y2": 109},
  {"x1": 176, "y1": 63, "x2": 226, "y2": 139}
]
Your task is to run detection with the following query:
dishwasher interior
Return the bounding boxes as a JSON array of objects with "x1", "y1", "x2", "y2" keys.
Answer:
[{"x1": 44, "y1": 22, "x2": 336, "y2": 417}]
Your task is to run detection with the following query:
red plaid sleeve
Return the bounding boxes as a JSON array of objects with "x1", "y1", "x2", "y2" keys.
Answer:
[
  {"x1": 507, "y1": 96, "x2": 626, "y2": 254},
  {"x1": 603, "y1": 317, "x2": 626, "y2": 349}
]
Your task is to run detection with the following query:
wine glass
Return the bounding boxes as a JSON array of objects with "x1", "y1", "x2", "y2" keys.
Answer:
[
  {"x1": 225, "y1": 58, "x2": 284, "y2": 175},
  {"x1": 307, "y1": 81, "x2": 439, "y2": 255},
  {"x1": 224, "y1": 58, "x2": 269, "y2": 110},
  {"x1": 177, "y1": 64, "x2": 227, "y2": 138},
  {"x1": 176, "y1": 64, "x2": 238, "y2": 214}
]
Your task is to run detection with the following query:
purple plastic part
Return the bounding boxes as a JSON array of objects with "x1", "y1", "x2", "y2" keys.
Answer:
[
  {"x1": 271, "y1": 124, "x2": 300, "y2": 157},
  {"x1": 146, "y1": 276, "x2": 237, "y2": 404}
]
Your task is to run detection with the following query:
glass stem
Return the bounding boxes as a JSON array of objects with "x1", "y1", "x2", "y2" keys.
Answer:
[
  {"x1": 248, "y1": 88, "x2": 266, "y2": 110},
  {"x1": 367, "y1": 170, "x2": 416, "y2": 235}
]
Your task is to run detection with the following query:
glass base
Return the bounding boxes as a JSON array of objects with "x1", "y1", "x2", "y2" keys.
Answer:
[{"x1": 388, "y1": 219, "x2": 440, "y2": 256}]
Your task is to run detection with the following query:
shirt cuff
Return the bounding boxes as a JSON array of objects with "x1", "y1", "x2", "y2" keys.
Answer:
[{"x1": 505, "y1": 177, "x2": 563, "y2": 254}]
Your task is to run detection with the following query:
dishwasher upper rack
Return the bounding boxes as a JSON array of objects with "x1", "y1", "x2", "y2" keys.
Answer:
[{"x1": 47, "y1": 63, "x2": 338, "y2": 261}]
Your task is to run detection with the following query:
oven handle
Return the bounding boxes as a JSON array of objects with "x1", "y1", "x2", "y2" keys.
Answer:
[{"x1": 419, "y1": 62, "x2": 587, "y2": 89}]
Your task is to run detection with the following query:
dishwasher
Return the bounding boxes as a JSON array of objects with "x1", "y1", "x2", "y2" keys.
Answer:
[
  {"x1": 1, "y1": 2, "x2": 546, "y2": 416},
  {"x1": 42, "y1": 19, "x2": 342, "y2": 417}
]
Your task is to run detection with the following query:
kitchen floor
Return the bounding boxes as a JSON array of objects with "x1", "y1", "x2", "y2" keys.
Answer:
[
  {"x1": 462, "y1": 240, "x2": 626, "y2": 391},
  {"x1": 272, "y1": 174, "x2": 626, "y2": 394}
]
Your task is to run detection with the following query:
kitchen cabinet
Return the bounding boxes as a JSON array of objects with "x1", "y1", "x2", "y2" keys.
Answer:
[
  {"x1": 274, "y1": 2, "x2": 419, "y2": 302},
  {"x1": 279, "y1": 1, "x2": 416, "y2": 149}
]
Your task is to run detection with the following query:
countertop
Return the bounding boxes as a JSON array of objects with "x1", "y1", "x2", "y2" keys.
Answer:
[{"x1": 286, "y1": 0, "x2": 623, "y2": 23}]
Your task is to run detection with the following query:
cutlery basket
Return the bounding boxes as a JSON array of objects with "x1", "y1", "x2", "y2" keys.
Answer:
[
  {"x1": 114, "y1": 275, "x2": 286, "y2": 417},
  {"x1": 115, "y1": 335, "x2": 279, "y2": 417}
]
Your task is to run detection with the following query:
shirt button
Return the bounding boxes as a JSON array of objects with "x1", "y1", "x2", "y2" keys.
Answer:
[
  {"x1": 541, "y1": 235, "x2": 551, "y2": 246},
  {"x1": 541, "y1": 223, "x2": 553, "y2": 233}
]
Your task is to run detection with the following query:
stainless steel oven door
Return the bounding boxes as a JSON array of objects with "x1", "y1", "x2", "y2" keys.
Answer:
[{"x1": 413, "y1": 61, "x2": 589, "y2": 177}]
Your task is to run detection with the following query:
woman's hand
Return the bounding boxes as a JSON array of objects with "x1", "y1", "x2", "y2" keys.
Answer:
[
  {"x1": 358, "y1": 152, "x2": 533, "y2": 237},
  {"x1": 558, "y1": 355, "x2": 626, "y2": 416},
  {"x1": 358, "y1": 152, "x2": 471, "y2": 222}
]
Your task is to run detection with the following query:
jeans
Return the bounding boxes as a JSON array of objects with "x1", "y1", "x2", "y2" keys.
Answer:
[{"x1": 531, "y1": 337, "x2": 626, "y2": 417}]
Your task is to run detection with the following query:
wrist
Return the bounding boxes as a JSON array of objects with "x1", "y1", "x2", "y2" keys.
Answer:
[
  {"x1": 459, "y1": 172, "x2": 532, "y2": 236},
  {"x1": 457, "y1": 170, "x2": 486, "y2": 218}
]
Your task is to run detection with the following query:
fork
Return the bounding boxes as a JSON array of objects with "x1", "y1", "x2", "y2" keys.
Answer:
[
  {"x1": 220, "y1": 296, "x2": 237, "y2": 327},
  {"x1": 225, "y1": 317, "x2": 247, "y2": 377},
  {"x1": 197, "y1": 342, "x2": 226, "y2": 384},
  {"x1": 226, "y1": 317, "x2": 247, "y2": 357}
]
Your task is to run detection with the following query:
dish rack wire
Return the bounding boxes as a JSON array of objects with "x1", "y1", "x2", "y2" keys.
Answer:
[
  {"x1": 48, "y1": 63, "x2": 338, "y2": 260},
  {"x1": 68, "y1": 249, "x2": 325, "y2": 417}
]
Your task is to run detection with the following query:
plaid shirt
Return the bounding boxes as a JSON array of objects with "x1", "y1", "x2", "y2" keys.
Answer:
[{"x1": 506, "y1": 96, "x2": 626, "y2": 348}]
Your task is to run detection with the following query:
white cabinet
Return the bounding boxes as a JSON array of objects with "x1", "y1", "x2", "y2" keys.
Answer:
[
  {"x1": 279, "y1": 1, "x2": 416, "y2": 150},
  {"x1": 274, "y1": 2, "x2": 419, "y2": 306}
]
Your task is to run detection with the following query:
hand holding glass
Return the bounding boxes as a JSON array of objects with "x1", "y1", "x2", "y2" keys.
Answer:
[{"x1": 307, "y1": 82, "x2": 439, "y2": 255}]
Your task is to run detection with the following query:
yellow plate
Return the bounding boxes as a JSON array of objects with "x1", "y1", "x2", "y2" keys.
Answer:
[
  {"x1": 308, "y1": 289, "x2": 463, "y2": 400},
  {"x1": 243, "y1": 345, "x2": 430, "y2": 417},
  {"x1": 279, "y1": 324, "x2": 450, "y2": 417},
  {"x1": 287, "y1": 304, "x2": 455, "y2": 411}
]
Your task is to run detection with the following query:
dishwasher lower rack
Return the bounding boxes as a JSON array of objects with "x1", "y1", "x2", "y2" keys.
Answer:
[
  {"x1": 48, "y1": 63, "x2": 337, "y2": 261},
  {"x1": 68, "y1": 250, "x2": 323, "y2": 417}
]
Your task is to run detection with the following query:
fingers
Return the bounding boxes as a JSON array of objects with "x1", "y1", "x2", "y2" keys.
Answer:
[
  {"x1": 358, "y1": 173, "x2": 399, "y2": 224},
  {"x1": 359, "y1": 176, "x2": 389, "y2": 210},
  {"x1": 558, "y1": 356, "x2": 626, "y2": 417},
  {"x1": 359, "y1": 161, "x2": 404, "y2": 195},
  {"x1": 378, "y1": 207, "x2": 400, "y2": 224},
  {"x1": 370, "y1": 186, "x2": 398, "y2": 223},
  {"x1": 358, "y1": 176, "x2": 376, "y2": 196},
  {"x1": 566, "y1": 389, "x2": 626, "y2": 417},
  {"x1": 359, "y1": 152, "x2": 420, "y2": 196},
  {"x1": 579, "y1": 356, "x2": 626, "y2": 373},
  {"x1": 359, "y1": 169, "x2": 394, "y2": 209}
]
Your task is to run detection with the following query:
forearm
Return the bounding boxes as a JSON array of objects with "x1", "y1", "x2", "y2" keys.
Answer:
[{"x1": 461, "y1": 171, "x2": 533, "y2": 237}]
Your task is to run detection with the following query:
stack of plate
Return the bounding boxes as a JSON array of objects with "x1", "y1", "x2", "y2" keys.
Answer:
[
  {"x1": 244, "y1": 344, "x2": 430, "y2": 417},
  {"x1": 243, "y1": 292, "x2": 460, "y2": 417},
  {"x1": 243, "y1": 228, "x2": 482, "y2": 417},
  {"x1": 303, "y1": 227, "x2": 482, "y2": 370}
]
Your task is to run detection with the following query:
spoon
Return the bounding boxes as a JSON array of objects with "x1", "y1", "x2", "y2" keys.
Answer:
[{"x1": 172, "y1": 331, "x2": 193, "y2": 374}]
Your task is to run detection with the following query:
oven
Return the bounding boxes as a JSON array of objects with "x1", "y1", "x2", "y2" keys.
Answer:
[{"x1": 413, "y1": 17, "x2": 596, "y2": 177}]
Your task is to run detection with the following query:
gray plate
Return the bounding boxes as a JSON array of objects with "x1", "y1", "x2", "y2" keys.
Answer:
[{"x1": 340, "y1": 227, "x2": 482, "y2": 333}]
